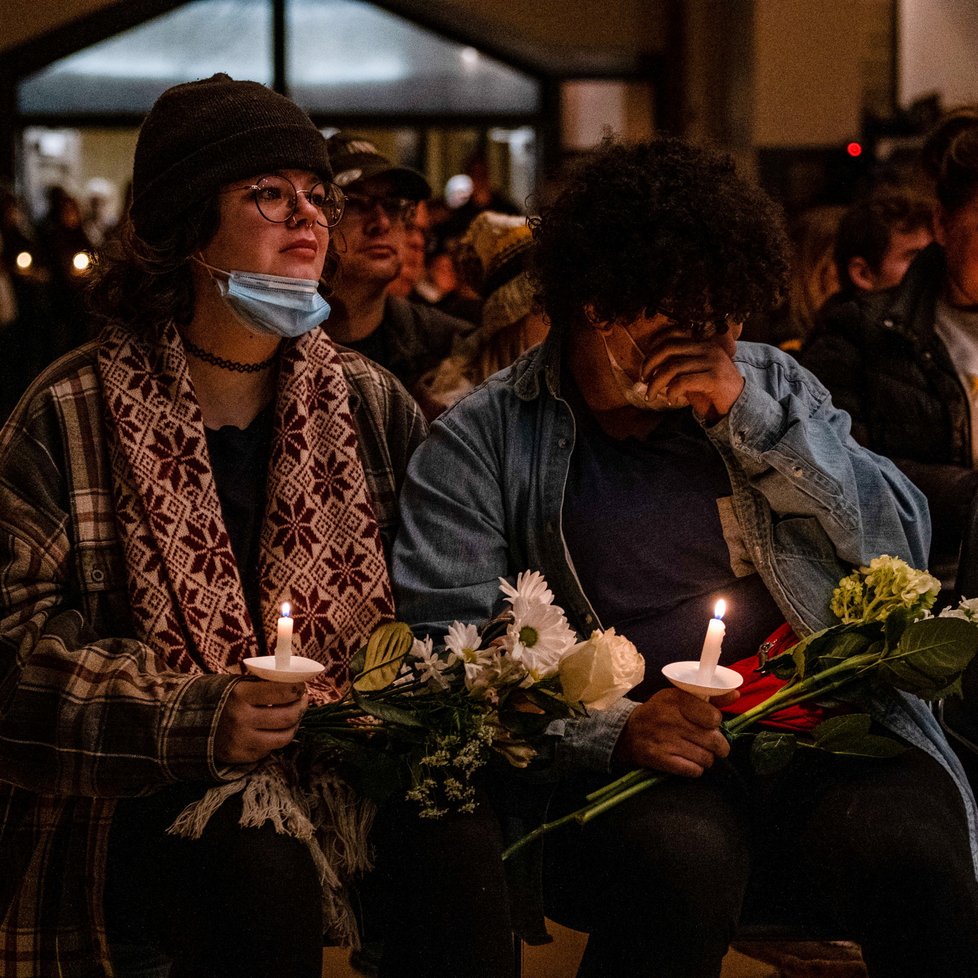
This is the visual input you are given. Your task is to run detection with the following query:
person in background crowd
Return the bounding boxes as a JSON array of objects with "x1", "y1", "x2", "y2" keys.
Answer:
[
  {"x1": 746, "y1": 204, "x2": 845, "y2": 350},
  {"x1": 392, "y1": 137, "x2": 978, "y2": 978},
  {"x1": 82, "y1": 176, "x2": 122, "y2": 248},
  {"x1": 38, "y1": 184, "x2": 97, "y2": 350},
  {"x1": 435, "y1": 152, "x2": 522, "y2": 248},
  {"x1": 0, "y1": 186, "x2": 62, "y2": 422},
  {"x1": 417, "y1": 211, "x2": 547, "y2": 411},
  {"x1": 0, "y1": 74, "x2": 513, "y2": 978},
  {"x1": 388, "y1": 200, "x2": 431, "y2": 301},
  {"x1": 832, "y1": 186, "x2": 933, "y2": 298},
  {"x1": 800, "y1": 106, "x2": 978, "y2": 591},
  {"x1": 322, "y1": 133, "x2": 474, "y2": 416}
]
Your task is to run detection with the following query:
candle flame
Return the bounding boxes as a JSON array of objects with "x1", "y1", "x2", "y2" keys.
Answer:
[
  {"x1": 281, "y1": 601, "x2": 291, "y2": 618},
  {"x1": 714, "y1": 599, "x2": 726, "y2": 620}
]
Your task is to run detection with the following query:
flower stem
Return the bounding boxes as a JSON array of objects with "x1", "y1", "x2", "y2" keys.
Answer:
[
  {"x1": 725, "y1": 653, "x2": 879, "y2": 731},
  {"x1": 501, "y1": 809, "x2": 582, "y2": 860},
  {"x1": 503, "y1": 655, "x2": 884, "y2": 860},
  {"x1": 577, "y1": 771, "x2": 666, "y2": 823}
]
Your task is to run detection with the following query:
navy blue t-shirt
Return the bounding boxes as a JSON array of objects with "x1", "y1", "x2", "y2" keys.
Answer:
[{"x1": 562, "y1": 399, "x2": 784, "y2": 699}]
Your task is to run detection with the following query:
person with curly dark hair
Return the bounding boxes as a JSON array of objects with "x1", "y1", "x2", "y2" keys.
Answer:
[{"x1": 392, "y1": 137, "x2": 978, "y2": 978}]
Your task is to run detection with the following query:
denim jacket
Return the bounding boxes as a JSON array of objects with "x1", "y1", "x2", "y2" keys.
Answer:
[{"x1": 392, "y1": 334, "x2": 978, "y2": 873}]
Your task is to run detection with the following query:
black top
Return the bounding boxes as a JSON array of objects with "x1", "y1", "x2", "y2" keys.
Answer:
[{"x1": 205, "y1": 402, "x2": 276, "y2": 652}]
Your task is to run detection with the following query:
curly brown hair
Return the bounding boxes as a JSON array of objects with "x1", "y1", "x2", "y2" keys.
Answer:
[
  {"x1": 86, "y1": 199, "x2": 221, "y2": 337},
  {"x1": 530, "y1": 138, "x2": 789, "y2": 336}
]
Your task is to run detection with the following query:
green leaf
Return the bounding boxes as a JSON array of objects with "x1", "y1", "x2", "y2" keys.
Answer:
[
  {"x1": 761, "y1": 652, "x2": 798, "y2": 680},
  {"x1": 353, "y1": 622, "x2": 414, "y2": 692},
  {"x1": 789, "y1": 623, "x2": 865, "y2": 678},
  {"x1": 814, "y1": 631, "x2": 879, "y2": 672},
  {"x1": 348, "y1": 644, "x2": 366, "y2": 678},
  {"x1": 352, "y1": 690, "x2": 427, "y2": 728},
  {"x1": 749, "y1": 731, "x2": 797, "y2": 775},
  {"x1": 813, "y1": 713, "x2": 873, "y2": 743},
  {"x1": 499, "y1": 711, "x2": 553, "y2": 739},
  {"x1": 883, "y1": 607, "x2": 913, "y2": 645},
  {"x1": 878, "y1": 617, "x2": 978, "y2": 700},
  {"x1": 809, "y1": 713, "x2": 908, "y2": 759}
]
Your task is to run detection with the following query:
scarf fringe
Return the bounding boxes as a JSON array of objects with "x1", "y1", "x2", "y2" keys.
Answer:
[{"x1": 166, "y1": 759, "x2": 376, "y2": 946}]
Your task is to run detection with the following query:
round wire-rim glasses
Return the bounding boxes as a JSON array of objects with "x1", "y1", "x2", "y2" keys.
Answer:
[{"x1": 231, "y1": 174, "x2": 346, "y2": 228}]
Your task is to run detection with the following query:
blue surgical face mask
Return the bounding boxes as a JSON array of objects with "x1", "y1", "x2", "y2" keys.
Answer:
[{"x1": 197, "y1": 260, "x2": 331, "y2": 339}]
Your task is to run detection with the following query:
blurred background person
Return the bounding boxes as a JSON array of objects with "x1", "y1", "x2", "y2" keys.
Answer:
[
  {"x1": 800, "y1": 105, "x2": 978, "y2": 593},
  {"x1": 0, "y1": 184, "x2": 61, "y2": 422},
  {"x1": 747, "y1": 203, "x2": 846, "y2": 350},
  {"x1": 416, "y1": 211, "x2": 546, "y2": 413},
  {"x1": 832, "y1": 186, "x2": 934, "y2": 299},
  {"x1": 81, "y1": 176, "x2": 122, "y2": 248},
  {"x1": 323, "y1": 133, "x2": 474, "y2": 415},
  {"x1": 434, "y1": 152, "x2": 521, "y2": 248},
  {"x1": 38, "y1": 183, "x2": 96, "y2": 350}
]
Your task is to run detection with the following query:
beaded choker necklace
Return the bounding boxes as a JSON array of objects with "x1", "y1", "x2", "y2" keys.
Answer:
[{"x1": 183, "y1": 337, "x2": 278, "y2": 373}]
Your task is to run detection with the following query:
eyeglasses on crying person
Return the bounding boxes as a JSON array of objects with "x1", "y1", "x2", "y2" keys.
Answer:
[{"x1": 229, "y1": 174, "x2": 347, "y2": 228}]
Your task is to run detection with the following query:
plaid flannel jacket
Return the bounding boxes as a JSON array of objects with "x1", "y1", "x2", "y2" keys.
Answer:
[{"x1": 0, "y1": 338, "x2": 425, "y2": 977}]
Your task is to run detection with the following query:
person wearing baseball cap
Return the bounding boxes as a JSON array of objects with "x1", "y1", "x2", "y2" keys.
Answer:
[
  {"x1": 322, "y1": 133, "x2": 475, "y2": 415},
  {"x1": 0, "y1": 76, "x2": 478, "y2": 978}
]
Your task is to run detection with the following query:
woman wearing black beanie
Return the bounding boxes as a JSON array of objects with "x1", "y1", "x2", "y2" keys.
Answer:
[{"x1": 0, "y1": 74, "x2": 512, "y2": 978}]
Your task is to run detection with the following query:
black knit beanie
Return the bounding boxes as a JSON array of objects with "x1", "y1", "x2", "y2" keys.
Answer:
[{"x1": 130, "y1": 73, "x2": 332, "y2": 244}]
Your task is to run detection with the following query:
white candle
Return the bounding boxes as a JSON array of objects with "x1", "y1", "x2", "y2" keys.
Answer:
[
  {"x1": 696, "y1": 600, "x2": 726, "y2": 685},
  {"x1": 275, "y1": 602, "x2": 293, "y2": 670}
]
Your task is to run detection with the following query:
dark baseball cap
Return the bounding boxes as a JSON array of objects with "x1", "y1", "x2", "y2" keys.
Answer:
[{"x1": 325, "y1": 132, "x2": 431, "y2": 201}]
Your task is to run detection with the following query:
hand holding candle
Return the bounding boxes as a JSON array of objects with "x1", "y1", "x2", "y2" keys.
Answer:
[
  {"x1": 275, "y1": 602, "x2": 293, "y2": 670},
  {"x1": 696, "y1": 599, "x2": 726, "y2": 685}
]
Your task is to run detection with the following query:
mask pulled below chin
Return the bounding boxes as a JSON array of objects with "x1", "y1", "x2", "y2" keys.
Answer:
[{"x1": 199, "y1": 260, "x2": 331, "y2": 339}]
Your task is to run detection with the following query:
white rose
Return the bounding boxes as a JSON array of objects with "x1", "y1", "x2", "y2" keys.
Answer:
[{"x1": 557, "y1": 627, "x2": 645, "y2": 710}]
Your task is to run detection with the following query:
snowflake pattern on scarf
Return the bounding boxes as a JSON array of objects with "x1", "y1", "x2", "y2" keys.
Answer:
[{"x1": 99, "y1": 321, "x2": 393, "y2": 702}]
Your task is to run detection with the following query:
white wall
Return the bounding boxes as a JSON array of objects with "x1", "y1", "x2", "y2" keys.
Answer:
[
  {"x1": 899, "y1": 0, "x2": 978, "y2": 109},
  {"x1": 560, "y1": 80, "x2": 655, "y2": 150}
]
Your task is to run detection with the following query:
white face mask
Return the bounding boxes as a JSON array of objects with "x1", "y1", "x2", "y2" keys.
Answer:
[
  {"x1": 197, "y1": 259, "x2": 330, "y2": 338},
  {"x1": 599, "y1": 327, "x2": 681, "y2": 411}
]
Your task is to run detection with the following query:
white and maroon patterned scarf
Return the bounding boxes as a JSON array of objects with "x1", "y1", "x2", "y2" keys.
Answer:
[{"x1": 97, "y1": 320, "x2": 394, "y2": 703}]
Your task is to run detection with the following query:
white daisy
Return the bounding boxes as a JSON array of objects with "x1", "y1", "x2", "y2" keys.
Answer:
[
  {"x1": 445, "y1": 621, "x2": 482, "y2": 662},
  {"x1": 410, "y1": 635, "x2": 451, "y2": 691},
  {"x1": 498, "y1": 570, "x2": 554, "y2": 609},
  {"x1": 444, "y1": 621, "x2": 492, "y2": 687},
  {"x1": 505, "y1": 601, "x2": 576, "y2": 680}
]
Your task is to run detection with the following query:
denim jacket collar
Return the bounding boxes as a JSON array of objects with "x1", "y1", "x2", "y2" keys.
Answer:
[{"x1": 512, "y1": 330, "x2": 565, "y2": 403}]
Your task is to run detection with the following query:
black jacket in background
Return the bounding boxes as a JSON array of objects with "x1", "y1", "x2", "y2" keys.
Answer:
[{"x1": 799, "y1": 243, "x2": 978, "y2": 579}]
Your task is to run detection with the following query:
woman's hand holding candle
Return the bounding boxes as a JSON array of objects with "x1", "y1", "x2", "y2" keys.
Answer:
[
  {"x1": 696, "y1": 599, "x2": 726, "y2": 685},
  {"x1": 275, "y1": 602, "x2": 293, "y2": 670},
  {"x1": 215, "y1": 680, "x2": 308, "y2": 764}
]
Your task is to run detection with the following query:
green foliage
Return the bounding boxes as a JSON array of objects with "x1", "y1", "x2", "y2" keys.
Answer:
[
  {"x1": 809, "y1": 713, "x2": 907, "y2": 759},
  {"x1": 878, "y1": 616, "x2": 978, "y2": 700},
  {"x1": 353, "y1": 621, "x2": 414, "y2": 692},
  {"x1": 749, "y1": 730, "x2": 797, "y2": 775}
]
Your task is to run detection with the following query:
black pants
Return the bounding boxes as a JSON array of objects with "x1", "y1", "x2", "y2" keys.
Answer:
[
  {"x1": 104, "y1": 784, "x2": 325, "y2": 978},
  {"x1": 364, "y1": 793, "x2": 515, "y2": 978},
  {"x1": 104, "y1": 784, "x2": 515, "y2": 978},
  {"x1": 542, "y1": 744, "x2": 978, "y2": 978}
]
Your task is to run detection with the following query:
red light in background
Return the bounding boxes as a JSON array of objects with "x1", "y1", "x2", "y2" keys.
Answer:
[{"x1": 846, "y1": 141, "x2": 863, "y2": 158}]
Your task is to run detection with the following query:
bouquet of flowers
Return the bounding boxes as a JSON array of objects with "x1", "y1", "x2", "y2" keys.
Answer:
[
  {"x1": 503, "y1": 555, "x2": 978, "y2": 859},
  {"x1": 298, "y1": 571, "x2": 644, "y2": 817}
]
